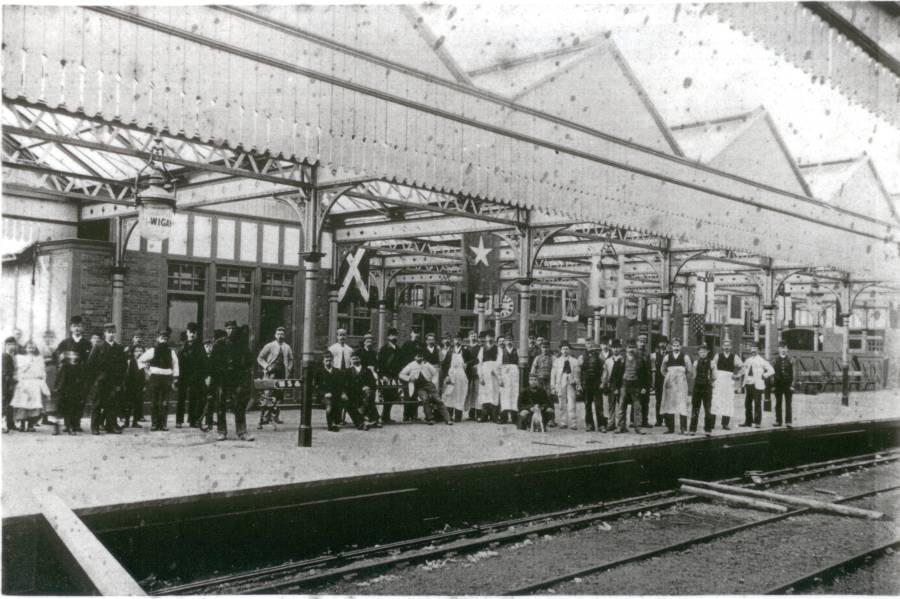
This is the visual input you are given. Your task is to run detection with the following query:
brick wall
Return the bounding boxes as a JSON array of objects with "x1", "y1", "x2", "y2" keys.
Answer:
[
  {"x1": 122, "y1": 250, "x2": 165, "y2": 345},
  {"x1": 74, "y1": 246, "x2": 113, "y2": 334}
]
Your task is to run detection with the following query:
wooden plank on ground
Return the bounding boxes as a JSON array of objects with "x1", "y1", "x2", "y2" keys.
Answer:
[
  {"x1": 679, "y1": 478, "x2": 884, "y2": 519},
  {"x1": 33, "y1": 489, "x2": 146, "y2": 596},
  {"x1": 680, "y1": 485, "x2": 789, "y2": 513}
]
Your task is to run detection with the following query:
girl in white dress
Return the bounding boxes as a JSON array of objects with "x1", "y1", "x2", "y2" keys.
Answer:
[{"x1": 10, "y1": 341, "x2": 50, "y2": 432}]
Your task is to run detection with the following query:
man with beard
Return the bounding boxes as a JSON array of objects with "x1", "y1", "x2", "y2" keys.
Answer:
[
  {"x1": 210, "y1": 320, "x2": 254, "y2": 441},
  {"x1": 137, "y1": 328, "x2": 180, "y2": 432},
  {"x1": 177, "y1": 322, "x2": 207, "y2": 429},
  {"x1": 377, "y1": 327, "x2": 403, "y2": 424},
  {"x1": 54, "y1": 315, "x2": 92, "y2": 433},
  {"x1": 85, "y1": 323, "x2": 127, "y2": 434}
]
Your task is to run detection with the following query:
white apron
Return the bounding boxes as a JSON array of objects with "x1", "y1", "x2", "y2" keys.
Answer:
[
  {"x1": 443, "y1": 351, "x2": 469, "y2": 412},
  {"x1": 661, "y1": 366, "x2": 690, "y2": 416},
  {"x1": 499, "y1": 364, "x2": 519, "y2": 411},
  {"x1": 711, "y1": 370, "x2": 738, "y2": 417},
  {"x1": 478, "y1": 360, "x2": 500, "y2": 408}
]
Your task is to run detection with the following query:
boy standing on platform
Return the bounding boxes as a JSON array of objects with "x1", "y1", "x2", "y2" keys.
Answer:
[
  {"x1": 55, "y1": 315, "x2": 92, "y2": 433},
  {"x1": 689, "y1": 345, "x2": 715, "y2": 436},
  {"x1": 772, "y1": 341, "x2": 795, "y2": 428},
  {"x1": 86, "y1": 323, "x2": 126, "y2": 435},
  {"x1": 551, "y1": 341, "x2": 581, "y2": 429},
  {"x1": 122, "y1": 344, "x2": 146, "y2": 428}
]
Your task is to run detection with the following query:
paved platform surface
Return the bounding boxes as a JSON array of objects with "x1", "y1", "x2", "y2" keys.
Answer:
[{"x1": 2, "y1": 390, "x2": 898, "y2": 518}]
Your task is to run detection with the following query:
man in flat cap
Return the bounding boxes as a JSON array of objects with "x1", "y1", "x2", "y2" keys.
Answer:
[
  {"x1": 85, "y1": 322, "x2": 127, "y2": 434},
  {"x1": 137, "y1": 328, "x2": 180, "y2": 431},
  {"x1": 54, "y1": 315, "x2": 93, "y2": 433},
  {"x1": 256, "y1": 325, "x2": 294, "y2": 429},
  {"x1": 377, "y1": 327, "x2": 403, "y2": 424},
  {"x1": 357, "y1": 333, "x2": 379, "y2": 378},
  {"x1": 177, "y1": 322, "x2": 208, "y2": 429},
  {"x1": 210, "y1": 320, "x2": 254, "y2": 441}
]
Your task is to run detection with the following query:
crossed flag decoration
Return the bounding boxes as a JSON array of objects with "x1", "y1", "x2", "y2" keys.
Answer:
[{"x1": 337, "y1": 247, "x2": 371, "y2": 303}]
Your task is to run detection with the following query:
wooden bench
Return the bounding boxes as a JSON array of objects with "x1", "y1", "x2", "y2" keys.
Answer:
[{"x1": 796, "y1": 370, "x2": 828, "y2": 394}]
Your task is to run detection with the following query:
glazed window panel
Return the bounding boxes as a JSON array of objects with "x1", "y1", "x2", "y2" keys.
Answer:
[
  {"x1": 215, "y1": 266, "x2": 252, "y2": 295},
  {"x1": 167, "y1": 262, "x2": 206, "y2": 292},
  {"x1": 261, "y1": 270, "x2": 294, "y2": 298}
]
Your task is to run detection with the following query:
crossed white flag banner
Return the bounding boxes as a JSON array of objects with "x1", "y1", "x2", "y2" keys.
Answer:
[{"x1": 337, "y1": 247, "x2": 369, "y2": 303}]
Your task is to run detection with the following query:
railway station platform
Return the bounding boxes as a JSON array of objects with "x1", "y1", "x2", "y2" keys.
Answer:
[
  {"x1": 3, "y1": 389, "x2": 899, "y2": 519},
  {"x1": 3, "y1": 388, "x2": 899, "y2": 594}
]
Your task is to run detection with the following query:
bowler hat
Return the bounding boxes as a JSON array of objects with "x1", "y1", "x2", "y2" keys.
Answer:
[
  {"x1": 69, "y1": 315, "x2": 83, "y2": 326},
  {"x1": 186, "y1": 322, "x2": 199, "y2": 333},
  {"x1": 224, "y1": 320, "x2": 238, "y2": 327},
  {"x1": 610, "y1": 339, "x2": 622, "y2": 349},
  {"x1": 387, "y1": 327, "x2": 399, "y2": 336}
]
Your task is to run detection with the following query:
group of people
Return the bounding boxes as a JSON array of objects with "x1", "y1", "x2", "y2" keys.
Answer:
[
  {"x1": 1, "y1": 316, "x2": 295, "y2": 441},
  {"x1": 2, "y1": 316, "x2": 798, "y2": 439}
]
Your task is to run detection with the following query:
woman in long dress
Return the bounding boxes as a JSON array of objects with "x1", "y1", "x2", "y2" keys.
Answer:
[
  {"x1": 660, "y1": 338, "x2": 693, "y2": 434},
  {"x1": 440, "y1": 333, "x2": 470, "y2": 422},
  {"x1": 10, "y1": 341, "x2": 50, "y2": 432}
]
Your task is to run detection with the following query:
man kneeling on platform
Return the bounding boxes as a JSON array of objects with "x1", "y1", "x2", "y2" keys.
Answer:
[
  {"x1": 399, "y1": 349, "x2": 451, "y2": 425},
  {"x1": 518, "y1": 377, "x2": 555, "y2": 431},
  {"x1": 316, "y1": 352, "x2": 366, "y2": 432}
]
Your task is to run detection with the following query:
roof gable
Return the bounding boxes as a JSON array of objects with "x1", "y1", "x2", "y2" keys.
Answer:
[
  {"x1": 672, "y1": 109, "x2": 811, "y2": 197},
  {"x1": 800, "y1": 157, "x2": 899, "y2": 224},
  {"x1": 475, "y1": 41, "x2": 681, "y2": 155}
]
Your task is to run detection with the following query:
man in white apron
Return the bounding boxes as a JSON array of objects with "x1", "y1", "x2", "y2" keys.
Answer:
[
  {"x1": 440, "y1": 331, "x2": 471, "y2": 422},
  {"x1": 711, "y1": 338, "x2": 743, "y2": 430},
  {"x1": 660, "y1": 338, "x2": 693, "y2": 434},
  {"x1": 498, "y1": 336, "x2": 520, "y2": 424},
  {"x1": 477, "y1": 331, "x2": 502, "y2": 422},
  {"x1": 551, "y1": 341, "x2": 581, "y2": 429}
]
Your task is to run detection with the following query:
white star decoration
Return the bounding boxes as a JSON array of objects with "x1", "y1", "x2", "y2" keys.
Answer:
[{"x1": 469, "y1": 235, "x2": 492, "y2": 266}]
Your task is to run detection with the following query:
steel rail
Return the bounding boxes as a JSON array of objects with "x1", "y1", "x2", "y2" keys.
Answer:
[
  {"x1": 504, "y1": 485, "x2": 900, "y2": 595},
  {"x1": 762, "y1": 537, "x2": 900, "y2": 594},
  {"x1": 82, "y1": 7, "x2": 900, "y2": 238},
  {"x1": 153, "y1": 451, "x2": 899, "y2": 595}
]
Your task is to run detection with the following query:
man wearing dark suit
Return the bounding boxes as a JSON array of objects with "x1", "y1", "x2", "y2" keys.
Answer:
[
  {"x1": 650, "y1": 338, "x2": 668, "y2": 426},
  {"x1": 54, "y1": 315, "x2": 93, "y2": 433},
  {"x1": 772, "y1": 341, "x2": 795, "y2": 428},
  {"x1": 358, "y1": 333, "x2": 379, "y2": 375},
  {"x1": 346, "y1": 351, "x2": 380, "y2": 428},
  {"x1": 177, "y1": 322, "x2": 208, "y2": 428},
  {"x1": 210, "y1": 320, "x2": 254, "y2": 441},
  {"x1": 86, "y1": 323, "x2": 127, "y2": 434},
  {"x1": 377, "y1": 328, "x2": 403, "y2": 424},
  {"x1": 315, "y1": 352, "x2": 346, "y2": 431},
  {"x1": 3, "y1": 336, "x2": 17, "y2": 433},
  {"x1": 422, "y1": 333, "x2": 441, "y2": 367},
  {"x1": 580, "y1": 339, "x2": 605, "y2": 432}
]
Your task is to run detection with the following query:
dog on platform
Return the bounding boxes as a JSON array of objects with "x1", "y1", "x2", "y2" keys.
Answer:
[{"x1": 530, "y1": 405, "x2": 545, "y2": 433}]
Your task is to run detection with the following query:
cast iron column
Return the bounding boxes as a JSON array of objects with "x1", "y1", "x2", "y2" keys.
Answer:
[
  {"x1": 299, "y1": 175, "x2": 321, "y2": 448},
  {"x1": 476, "y1": 295, "x2": 487, "y2": 334},
  {"x1": 327, "y1": 286, "x2": 339, "y2": 342},
  {"x1": 518, "y1": 282, "x2": 533, "y2": 388},
  {"x1": 593, "y1": 307, "x2": 603, "y2": 344},
  {"x1": 377, "y1": 300, "x2": 387, "y2": 346}
]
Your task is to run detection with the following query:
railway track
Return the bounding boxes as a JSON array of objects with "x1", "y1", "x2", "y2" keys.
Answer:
[
  {"x1": 504, "y1": 484, "x2": 899, "y2": 595},
  {"x1": 151, "y1": 449, "x2": 899, "y2": 595}
]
